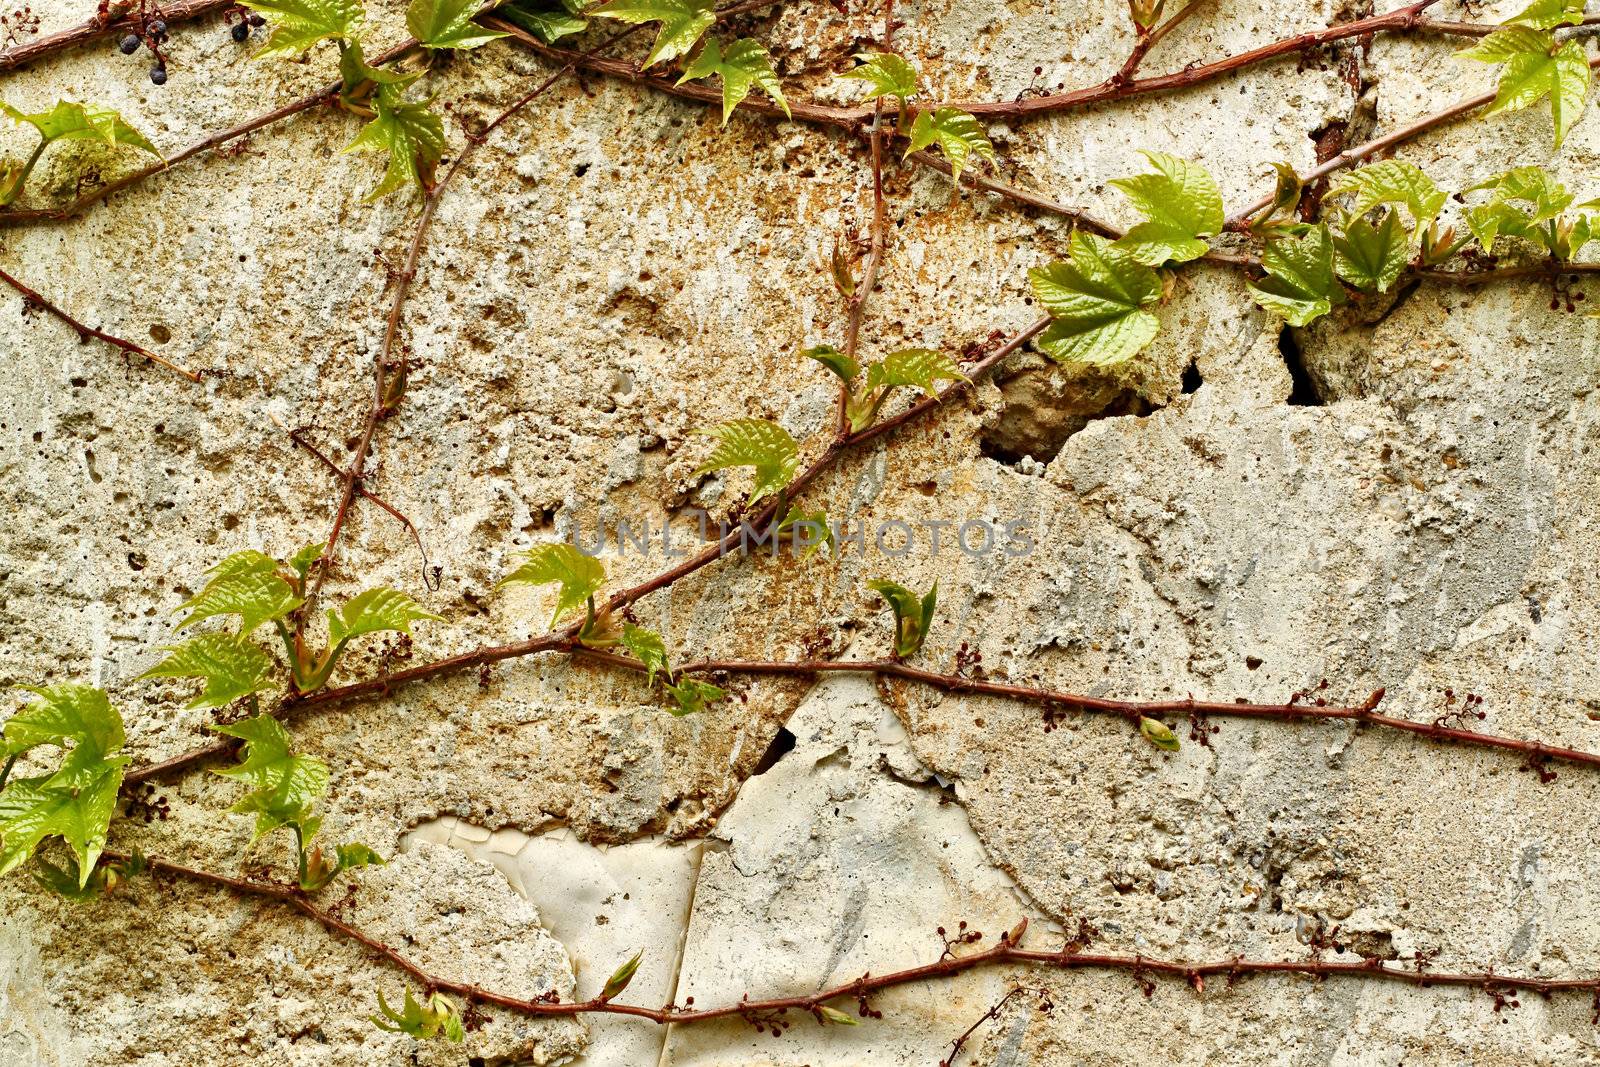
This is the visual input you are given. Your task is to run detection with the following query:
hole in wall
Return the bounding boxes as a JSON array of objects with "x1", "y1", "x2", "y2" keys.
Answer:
[
  {"x1": 751, "y1": 726, "x2": 796, "y2": 775},
  {"x1": 1180, "y1": 360, "x2": 1202, "y2": 394},
  {"x1": 1279, "y1": 325, "x2": 1323, "y2": 406}
]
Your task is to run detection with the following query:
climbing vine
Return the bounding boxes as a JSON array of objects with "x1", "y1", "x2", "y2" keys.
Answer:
[{"x1": 3, "y1": 0, "x2": 1600, "y2": 1057}]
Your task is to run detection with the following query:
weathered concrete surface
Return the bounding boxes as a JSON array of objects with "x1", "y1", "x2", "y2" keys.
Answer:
[{"x1": 3, "y1": 0, "x2": 1600, "y2": 1063}]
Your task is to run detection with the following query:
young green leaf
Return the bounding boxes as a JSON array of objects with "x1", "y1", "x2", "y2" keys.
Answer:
[
  {"x1": 1250, "y1": 160, "x2": 1304, "y2": 234},
  {"x1": 287, "y1": 542, "x2": 326, "y2": 587},
  {"x1": 175, "y1": 568, "x2": 302, "y2": 635},
  {"x1": 0, "y1": 100, "x2": 159, "y2": 154},
  {"x1": 818, "y1": 1005, "x2": 860, "y2": 1026},
  {"x1": 663, "y1": 677, "x2": 724, "y2": 716},
  {"x1": 499, "y1": 543, "x2": 607, "y2": 627},
  {"x1": 328, "y1": 588, "x2": 442, "y2": 646},
  {"x1": 372, "y1": 988, "x2": 464, "y2": 1042},
  {"x1": 1506, "y1": 0, "x2": 1586, "y2": 29},
  {"x1": 1247, "y1": 223, "x2": 1347, "y2": 326},
  {"x1": 499, "y1": 0, "x2": 588, "y2": 43},
  {"x1": 3, "y1": 684, "x2": 124, "y2": 769},
  {"x1": 1332, "y1": 210, "x2": 1410, "y2": 294},
  {"x1": 1468, "y1": 165, "x2": 1575, "y2": 221},
  {"x1": 802, "y1": 343, "x2": 860, "y2": 385},
  {"x1": 1324, "y1": 160, "x2": 1447, "y2": 241},
  {"x1": 210, "y1": 714, "x2": 330, "y2": 839},
  {"x1": 590, "y1": 0, "x2": 715, "y2": 67},
  {"x1": 239, "y1": 0, "x2": 362, "y2": 57},
  {"x1": 338, "y1": 38, "x2": 420, "y2": 108},
  {"x1": 840, "y1": 51, "x2": 918, "y2": 104},
  {"x1": 776, "y1": 506, "x2": 833, "y2": 557},
  {"x1": 139, "y1": 634, "x2": 276, "y2": 711},
  {"x1": 1139, "y1": 716, "x2": 1180, "y2": 752},
  {"x1": 867, "y1": 578, "x2": 937, "y2": 658},
  {"x1": 692, "y1": 418, "x2": 800, "y2": 506},
  {"x1": 33, "y1": 852, "x2": 121, "y2": 901},
  {"x1": 0, "y1": 764, "x2": 127, "y2": 886},
  {"x1": 678, "y1": 38, "x2": 789, "y2": 125},
  {"x1": 1108, "y1": 151, "x2": 1224, "y2": 266},
  {"x1": 344, "y1": 87, "x2": 445, "y2": 201},
  {"x1": 300, "y1": 839, "x2": 384, "y2": 890},
  {"x1": 621, "y1": 624, "x2": 671, "y2": 687},
  {"x1": 407, "y1": 0, "x2": 508, "y2": 49},
  {"x1": 903, "y1": 107, "x2": 995, "y2": 183},
  {"x1": 1027, "y1": 232, "x2": 1162, "y2": 367},
  {"x1": 601, "y1": 950, "x2": 643, "y2": 1000},
  {"x1": 208, "y1": 549, "x2": 282, "y2": 582},
  {"x1": 863, "y1": 348, "x2": 968, "y2": 398},
  {"x1": 1458, "y1": 27, "x2": 1590, "y2": 147}
]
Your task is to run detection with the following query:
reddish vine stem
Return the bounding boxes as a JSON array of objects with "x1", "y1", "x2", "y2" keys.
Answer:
[
  {"x1": 304, "y1": 22, "x2": 648, "y2": 614},
  {"x1": 289, "y1": 429, "x2": 436, "y2": 589},
  {"x1": 1226, "y1": 51, "x2": 1600, "y2": 228},
  {"x1": 836, "y1": 0, "x2": 895, "y2": 434},
  {"x1": 121, "y1": 316, "x2": 1051, "y2": 787},
  {"x1": 95, "y1": 853, "x2": 1600, "y2": 1023},
  {"x1": 575, "y1": 651, "x2": 1600, "y2": 771},
  {"x1": 0, "y1": 262, "x2": 201, "y2": 380},
  {"x1": 0, "y1": 0, "x2": 232, "y2": 73},
  {"x1": 0, "y1": 36, "x2": 421, "y2": 228},
  {"x1": 1114, "y1": 0, "x2": 1215, "y2": 84}
]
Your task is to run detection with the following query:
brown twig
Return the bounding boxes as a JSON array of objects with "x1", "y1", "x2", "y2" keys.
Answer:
[
  {"x1": 304, "y1": 23, "x2": 648, "y2": 613},
  {"x1": 0, "y1": 262, "x2": 201, "y2": 380},
  {"x1": 121, "y1": 315, "x2": 1051, "y2": 787},
  {"x1": 837, "y1": 0, "x2": 894, "y2": 434},
  {"x1": 0, "y1": 0, "x2": 231, "y2": 73},
  {"x1": 97, "y1": 849, "x2": 1600, "y2": 1025},
  {"x1": 1114, "y1": 0, "x2": 1217, "y2": 84},
  {"x1": 0, "y1": 37, "x2": 422, "y2": 228},
  {"x1": 575, "y1": 651, "x2": 1600, "y2": 773}
]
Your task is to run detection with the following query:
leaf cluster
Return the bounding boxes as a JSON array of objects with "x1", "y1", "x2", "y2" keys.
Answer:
[
  {"x1": 867, "y1": 579, "x2": 937, "y2": 659},
  {"x1": 804, "y1": 345, "x2": 967, "y2": 433}
]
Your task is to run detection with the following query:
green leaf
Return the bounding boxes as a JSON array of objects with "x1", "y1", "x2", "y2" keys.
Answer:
[
  {"x1": 301, "y1": 839, "x2": 384, "y2": 890},
  {"x1": 840, "y1": 51, "x2": 918, "y2": 104},
  {"x1": 328, "y1": 588, "x2": 442, "y2": 646},
  {"x1": 0, "y1": 762, "x2": 126, "y2": 886},
  {"x1": 1324, "y1": 160, "x2": 1448, "y2": 241},
  {"x1": 601, "y1": 950, "x2": 643, "y2": 1000},
  {"x1": 499, "y1": 543, "x2": 607, "y2": 627},
  {"x1": 1108, "y1": 151, "x2": 1224, "y2": 266},
  {"x1": 3, "y1": 684, "x2": 124, "y2": 769},
  {"x1": 1139, "y1": 716, "x2": 1180, "y2": 752},
  {"x1": 1459, "y1": 28, "x2": 1591, "y2": 147},
  {"x1": 499, "y1": 0, "x2": 588, "y2": 42},
  {"x1": 903, "y1": 107, "x2": 995, "y2": 183},
  {"x1": 288, "y1": 542, "x2": 326, "y2": 586},
  {"x1": 692, "y1": 418, "x2": 800, "y2": 506},
  {"x1": 338, "y1": 41, "x2": 418, "y2": 109},
  {"x1": 1333, "y1": 210, "x2": 1410, "y2": 294},
  {"x1": 802, "y1": 343, "x2": 860, "y2": 384},
  {"x1": 1468, "y1": 165, "x2": 1575, "y2": 221},
  {"x1": 139, "y1": 634, "x2": 276, "y2": 711},
  {"x1": 590, "y1": 0, "x2": 715, "y2": 67},
  {"x1": 344, "y1": 88, "x2": 445, "y2": 201},
  {"x1": 678, "y1": 38, "x2": 789, "y2": 125},
  {"x1": 818, "y1": 1005, "x2": 860, "y2": 1026},
  {"x1": 1247, "y1": 223, "x2": 1347, "y2": 327},
  {"x1": 210, "y1": 714, "x2": 329, "y2": 839},
  {"x1": 1506, "y1": 0, "x2": 1587, "y2": 29},
  {"x1": 1251, "y1": 160, "x2": 1304, "y2": 234},
  {"x1": 777, "y1": 505, "x2": 833, "y2": 557},
  {"x1": 1465, "y1": 200, "x2": 1531, "y2": 253},
  {"x1": 867, "y1": 578, "x2": 937, "y2": 658},
  {"x1": 863, "y1": 348, "x2": 968, "y2": 398},
  {"x1": 407, "y1": 0, "x2": 509, "y2": 49},
  {"x1": 175, "y1": 569, "x2": 302, "y2": 635},
  {"x1": 207, "y1": 549, "x2": 282, "y2": 582},
  {"x1": 32, "y1": 853, "x2": 116, "y2": 901},
  {"x1": 0, "y1": 100, "x2": 159, "y2": 155},
  {"x1": 239, "y1": 0, "x2": 362, "y2": 56},
  {"x1": 372, "y1": 989, "x2": 463, "y2": 1041},
  {"x1": 662, "y1": 677, "x2": 724, "y2": 716},
  {"x1": 1028, "y1": 232, "x2": 1162, "y2": 367},
  {"x1": 621, "y1": 624, "x2": 671, "y2": 688}
]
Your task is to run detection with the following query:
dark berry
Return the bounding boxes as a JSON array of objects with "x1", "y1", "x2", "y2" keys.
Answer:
[
  {"x1": 119, "y1": 33, "x2": 141, "y2": 53},
  {"x1": 248, "y1": 13, "x2": 263, "y2": 25},
  {"x1": 147, "y1": 18, "x2": 165, "y2": 33},
  {"x1": 231, "y1": 20, "x2": 249, "y2": 41},
  {"x1": 149, "y1": 64, "x2": 167, "y2": 84}
]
